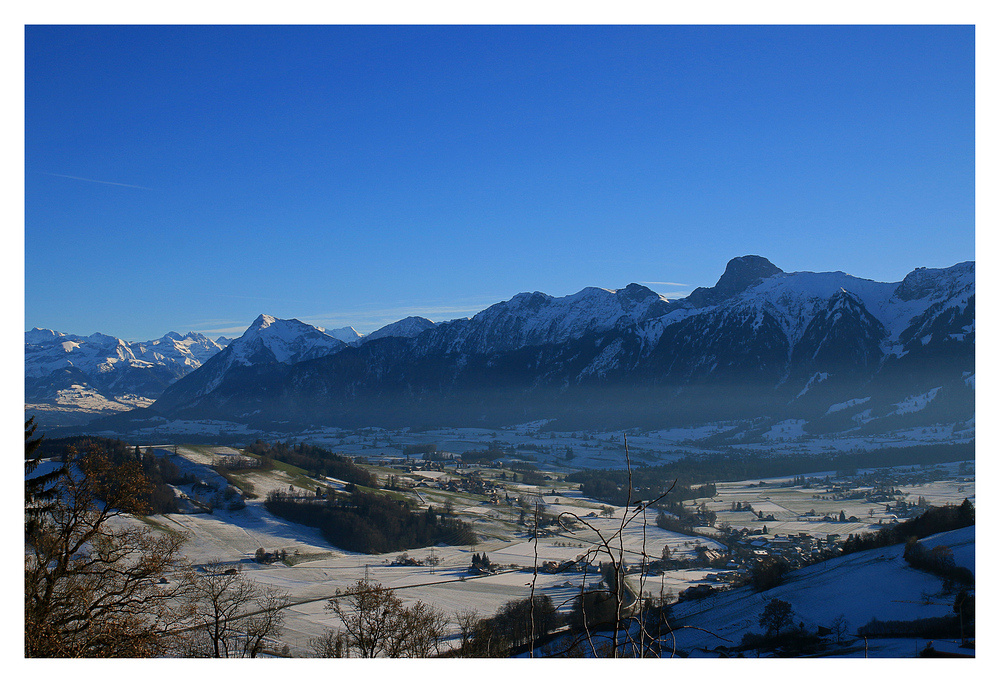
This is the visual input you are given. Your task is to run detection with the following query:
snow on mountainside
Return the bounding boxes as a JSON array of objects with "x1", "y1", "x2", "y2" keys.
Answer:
[
  {"x1": 138, "y1": 256, "x2": 973, "y2": 434},
  {"x1": 416, "y1": 282, "x2": 672, "y2": 356},
  {"x1": 36, "y1": 255, "x2": 975, "y2": 436},
  {"x1": 644, "y1": 261, "x2": 973, "y2": 358},
  {"x1": 324, "y1": 326, "x2": 363, "y2": 344},
  {"x1": 26, "y1": 329, "x2": 142, "y2": 379},
  {"x1": 826, "y1": 397, "x2": 870, "y2": 415},
  {"x1": 227, "y1": 314, "x2": 345, "y2": 366},
  {"x1": 158, "y1": 314, "x2": 348, "y2": 401},
  {"x1": 132, "y1": 331, "x2": 225, "y2": 368},
  {"x1": 362, "y1": 316, "x2": 438, "y2": 343},
  {"x1": 728, "y1": 270, "x2": 897, "y2": 350},
  {"x1": 25, "y1": 328, "x2": 228, "y2": 429},
  {"x1": 25, "y1": 328, "x2": 224, "y2": 380}
]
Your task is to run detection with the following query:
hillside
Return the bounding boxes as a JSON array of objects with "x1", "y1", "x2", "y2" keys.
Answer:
[{"x1": 667, "y1": 525, "x2": 975, "y2": 657}]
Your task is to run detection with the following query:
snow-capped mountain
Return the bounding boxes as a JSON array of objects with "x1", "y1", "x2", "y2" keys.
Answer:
[
  {"x1": 136, "y1": 256, "x2": 973, "y2": 433},
  {"x1": 25, "y1": 329, "x2": 228, "y2": 427},
  {"x1": 132, "y1": 331, "x2": 227, "y2": 369},
  {"x1": 325, "y1": 326, "x2": 364, "y2": 344},
  {"x1": 25, "y1": 329, "x2": 225, "y2": 391},
  {"x1": 362, "y1": 316, "x2": 437, "y2": 343},
  {"x1": 225, "y1": 314, "x2": 345, "y2": 366},
  {"x1": 408, "y1": 282, "x2": 672, "y2": 357},
  {"x1": 151, "y1": 314, "x2": 346, "y2": 412}
]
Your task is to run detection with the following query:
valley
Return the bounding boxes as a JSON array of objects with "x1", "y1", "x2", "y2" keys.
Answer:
[
  {"x1": 117, "y1": 440, "x2": 973, "y2": 657},
  {"x1": 24, "y1": 23, "x2": 977, "y2": 662},
  {"x1": 25, "y1": 254, "x2": 976, "y2": 657}
]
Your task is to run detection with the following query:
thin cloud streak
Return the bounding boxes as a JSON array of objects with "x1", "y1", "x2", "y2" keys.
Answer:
[
  {"x1": 640, "y1": 281, "x2": 691, "y2": 287},
  {"x1": 41, "y1": 172, "x2": 155, "y2": 190},
  {"x1": 186, "y1": 318, "x2": 254, "y2": 338},
  {"x1": 191, "y1": 324, "x2": 252, "y2": 338},
  {"x1": 657, "y1": 291, "x2": 694, "y2": 300}
]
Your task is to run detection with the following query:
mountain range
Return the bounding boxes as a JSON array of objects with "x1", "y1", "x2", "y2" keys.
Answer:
[
  {"x1": 27, "y1": 255, "x2": 974, "y2": 436},
  {"x1": 25, "y1": 329, "x2": 227, "y2": 403}
]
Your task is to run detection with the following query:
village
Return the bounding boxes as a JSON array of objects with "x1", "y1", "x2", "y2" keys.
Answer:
[{"x1": 373, "y1": 451, "x2": 976, "y2": 606}]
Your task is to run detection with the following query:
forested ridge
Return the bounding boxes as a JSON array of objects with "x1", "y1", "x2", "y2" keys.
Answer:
[
  {"x1": 243, "y1": 439, "x2": 377, "y2": 487},
  {"x1": 33, "y1": 434, "x2": 188, "y2": 514},
  {"x1": 567, "y1": 441, "x2": 974, "y2": 506}
]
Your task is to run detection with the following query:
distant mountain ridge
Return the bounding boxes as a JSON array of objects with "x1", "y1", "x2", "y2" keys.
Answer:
[
  {"x1": 139, "y1": 255, "x2": 973, "y2": 434},
  {"x1": 25, "y1": 328, "x2": 226, "y2": 399},
  {"x1": 25, "y1": 329, "x2": 230, "y2": 427},
  {"x1": 25, "y1": 312, "x2": 447, "y2": 428}
]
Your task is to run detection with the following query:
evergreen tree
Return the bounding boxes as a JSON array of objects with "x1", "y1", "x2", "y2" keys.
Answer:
[
  {"x1": 958, "y1": 498, "x2": 975, "y2": 525},
  {"x1": 24, "y1": 417, "x2": 63, "y2": 536}
]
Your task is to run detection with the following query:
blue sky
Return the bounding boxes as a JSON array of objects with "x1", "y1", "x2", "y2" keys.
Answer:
[{"x1": 24, "y1": 24, "x2": 975, "y2": 341}]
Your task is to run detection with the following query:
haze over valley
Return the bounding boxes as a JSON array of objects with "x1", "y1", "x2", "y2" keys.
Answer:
[{"x1": 28, "y1": 255, "x2": 974, "y2": 466}]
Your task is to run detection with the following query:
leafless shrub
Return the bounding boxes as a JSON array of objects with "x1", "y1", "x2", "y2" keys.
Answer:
[
  {"x1": 324, "y1": 578, "x2": 446, "y2": 657},
  {"x1": 188, "y1": 560, "x2": 289, "y2": 658}
]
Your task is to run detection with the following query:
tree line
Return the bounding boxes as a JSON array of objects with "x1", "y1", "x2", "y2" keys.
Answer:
[
  {"x1": 243, "y1": 439, "x2": 376, "y2": 487},
  {"x1": 840, "y1": 499, "x2": 975, "y2": 555},
  {"x1": 568, "y1": 468, "x2": 716, "y2": 507},
  {"x1": 903, "y1": 537, "x2": 974, "y2": 589},
  {"x1": 566, "y1": 441, "x2": 974, "y2": 496},
  {"x1": 30, "y1": 433, "x2": 188, "y2": 515},
  {"x1": 264, "y1": 488, "x2": 477, "y2": 554}
]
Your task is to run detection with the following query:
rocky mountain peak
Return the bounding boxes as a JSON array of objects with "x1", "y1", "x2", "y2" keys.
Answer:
[
  {"x1": 617, "y1": 283, "x2": 659, "y2": 302},
  {"x1": 894, "y1": 261, "x2": 975, "y2": 302},
  {"x1": 715, "y1": 255, "x2": 784, "y2": 296},
  {"x1": 249, "y1": 313, "x2": 278, "y2": 331},
  {"x1": 684, "y1": 255, "x2": 783, "y2": 309}
]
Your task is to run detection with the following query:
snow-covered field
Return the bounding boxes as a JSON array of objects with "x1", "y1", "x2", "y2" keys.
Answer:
[
  {"x1": 94, "y1": 442, "x2": 975, "y2": 658},
  {"x1": 125, "y1": 445, "x2": 742, "y2": 656},
  {"x1": 705, "y1": 464, "x2": 974, "y2": 540}
]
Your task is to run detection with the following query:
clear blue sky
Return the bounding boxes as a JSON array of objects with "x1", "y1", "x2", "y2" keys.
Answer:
[{"x1": 24, "y1": 24, "x2": 975, "y2": 341}]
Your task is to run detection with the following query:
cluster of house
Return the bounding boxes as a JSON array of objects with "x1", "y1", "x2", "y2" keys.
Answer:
[
  {"x1": 369, "y1": 451, "x2": 463, "y2": 469},
  {"x1": 253, "y1": 547, "x2": 287, "y2": 564},
  {"x1": 737, "y1": 532, "x2": 845, "y2": 569},
  {"x1": 385, "y1": 469, "x2": 515, "y2": 504}
]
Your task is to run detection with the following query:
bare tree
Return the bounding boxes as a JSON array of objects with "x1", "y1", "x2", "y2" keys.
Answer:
[
  {"x1": 24, "y1": 442, "x2": 191, "y2": 657},
  {"x1": 326, "y1": 579, "x2": 402, "y2": 657},
  {"x1": 549, "y1": 434, "x2": 680, "y2": 658},
  {"x1": 455, "y1": 608, "x2": 480, "y2": 650},
  {"x1": 387, "y1": 600, "x2": 447, "y2": 657},
  {"x1": 831, "y1": 614, "x2": 849, "y2": 644},
  {"x1": 190, "y1": 560, "x2": 289, "y2": 658},
  {"x1": 310, "y1": 628, "x2": 348, "y2": 657},
  {"x1": 759, "y1": 598, "x2": 795, "y2": 639},
  {"x1": 325, "y1": 579, "x2": 446, "y2": 657}
]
